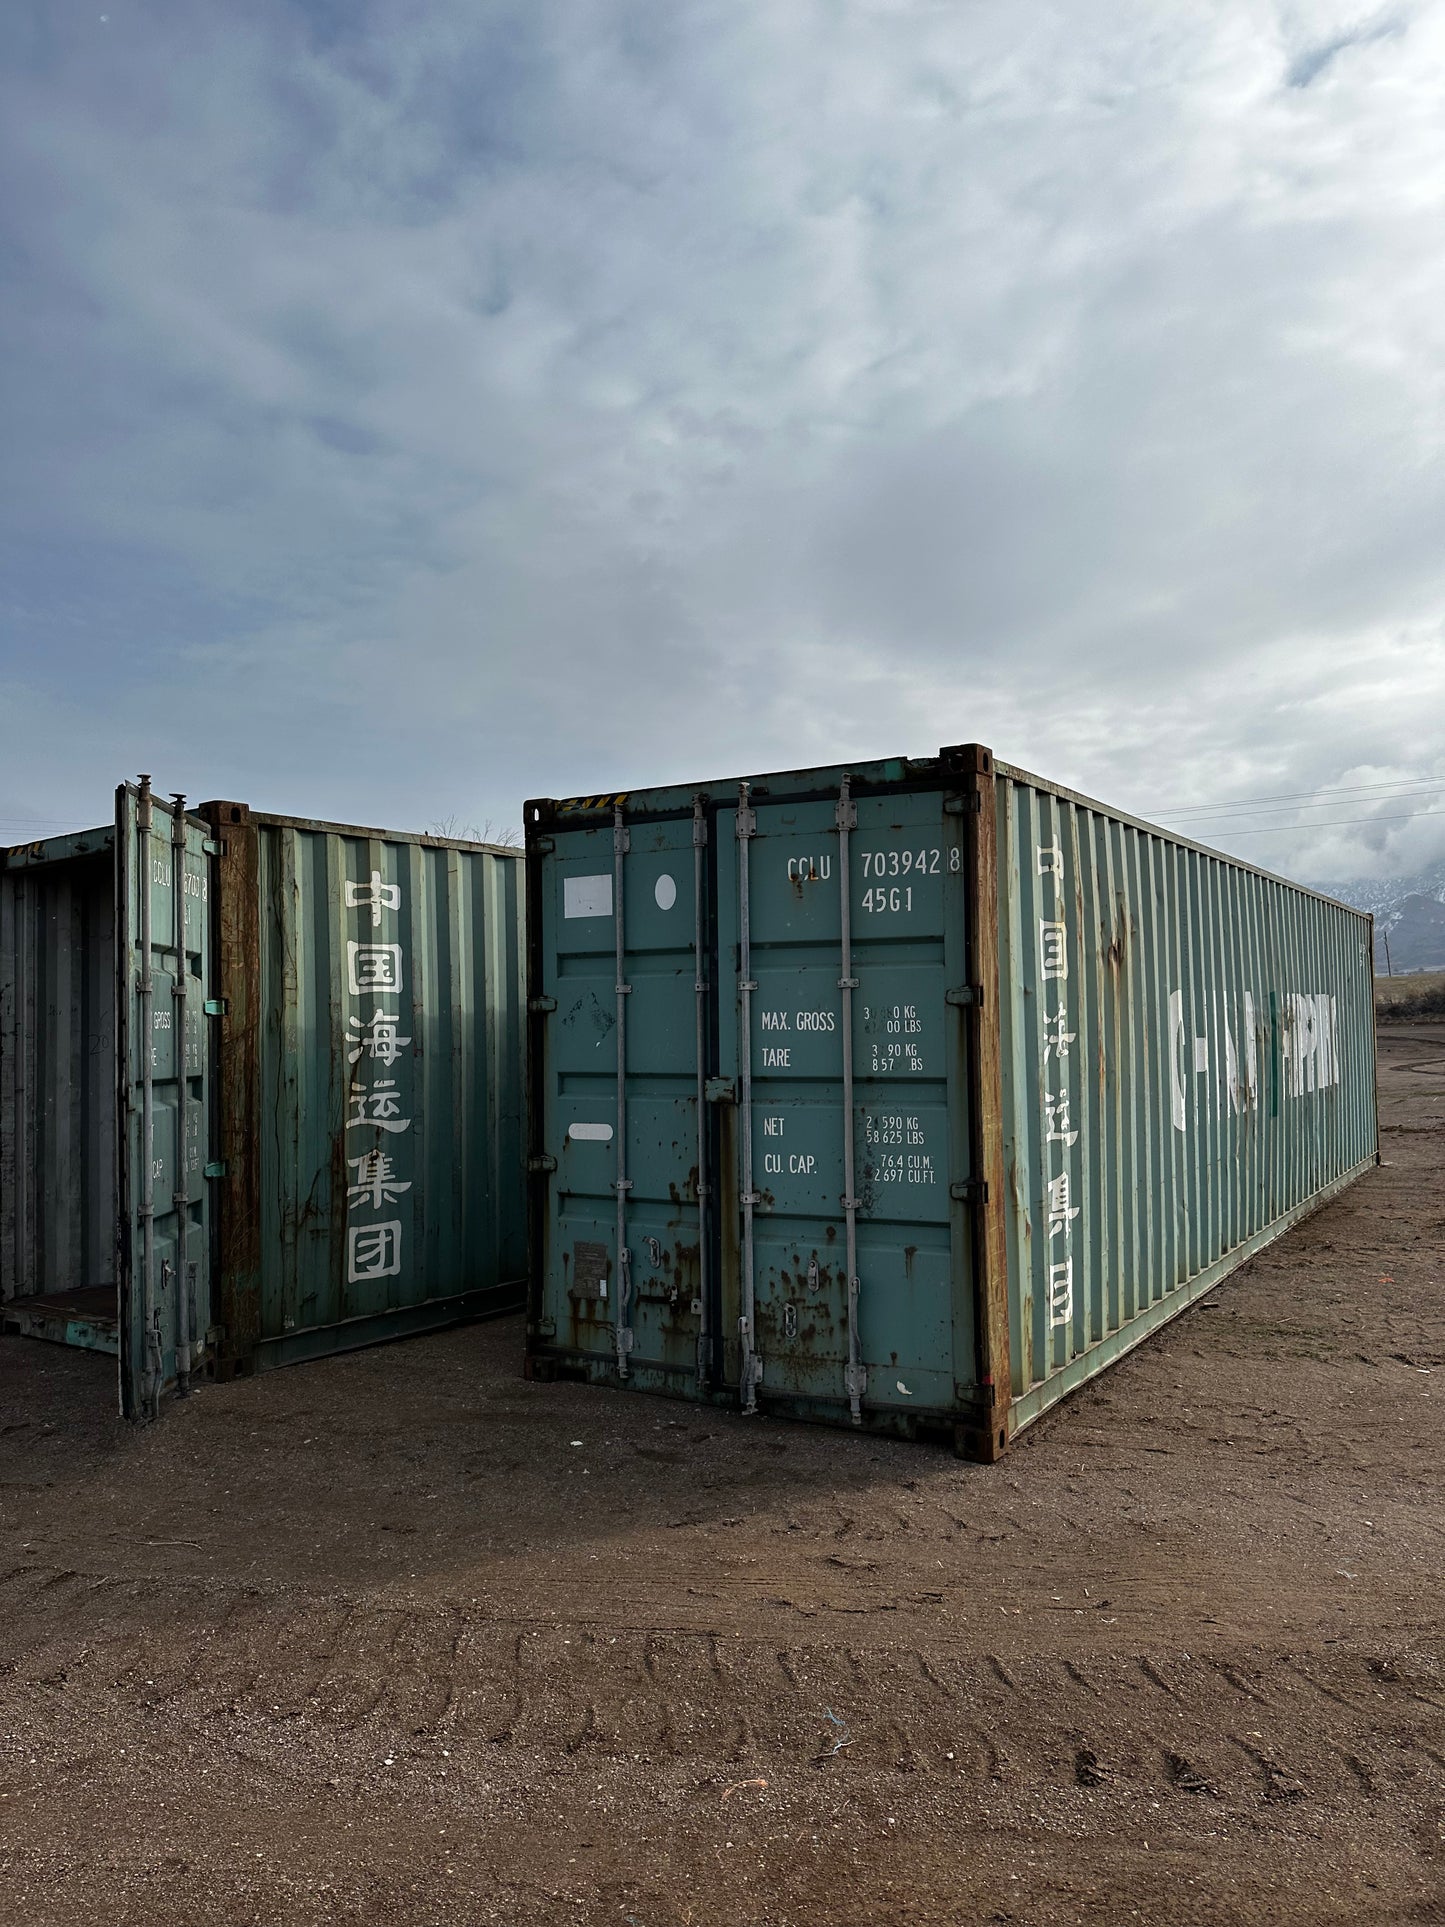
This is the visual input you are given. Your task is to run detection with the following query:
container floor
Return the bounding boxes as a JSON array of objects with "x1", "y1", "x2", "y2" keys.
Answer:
[
  {"x1": 0, "y1": 1025, "x2": 1441, "y2": 1927},
  {"x1": 1, "y1": 1283, "x2": 118, "y2": 1355}
]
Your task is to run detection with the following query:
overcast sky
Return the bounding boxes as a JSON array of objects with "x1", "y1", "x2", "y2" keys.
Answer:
[{"x1": 3, "y1": 0, "x2": 1444, "y2": 879}]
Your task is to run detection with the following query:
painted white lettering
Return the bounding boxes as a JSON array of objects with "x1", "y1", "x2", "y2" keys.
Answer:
[
  {"x1": 347, "y1": 1220, "x2": 403, "y2": 1283},
  {"x1": 1039, "y1": 919, "x2": 1068, "y2": 980},
  {"x1": 347, "y1": 1009, "x2": 412, "y2": 1067},
  {"x1": 346, "y1": 1079, "x2": 412, "y2": 1134},
  {"x1": 346, "y1": 1150, "x2": 412, "y2": 1210},
  {"x1": 1223, "y1": 1013, "x2": 1241, "y2": 1115},
  {"x1": 347, "y1": 942, "x2": 403, "y2": 996},
  {"x1": 762, "y1": 1115, "x2": 785, "y2": 1137},
  {"x1": 861, "y1": 847, "x2": 944, "y2": 878},
  {"x1": 1046, "y1": 1171, "x2": 1079, "y2": 1240},
  {"x1": 346, "y1": 870, "x2": 401, "y2": 928},
  {"x1": 1048, "y1": 1258, "x2": 1074, "y2": 1329},
  {"x1": 1043, "y1": 1091, "x2": 1079, "y2": 1149},
  {"x1": 1042, "y1": 1006, "x2": 1075, "y2": 1064},
  {"x1": 1169, "y1": 989, "x2": 1187, "y2": 1133}
]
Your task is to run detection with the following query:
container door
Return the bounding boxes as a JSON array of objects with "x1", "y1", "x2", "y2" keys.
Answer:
[
  {"x1": 716, "y1": 781, "x2": 972, "y2": 1422},
  {"x1": 116, "y1": 782, "x2": 219, "y2": 1419},
  {"x1": 536, "y1": 807, "x2": 709, "y2": 1386}
]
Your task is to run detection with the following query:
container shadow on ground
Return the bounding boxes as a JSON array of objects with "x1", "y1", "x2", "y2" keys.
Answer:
[{"x1": 1, "y1": 1316, "x2": 994, "y2": 1577}]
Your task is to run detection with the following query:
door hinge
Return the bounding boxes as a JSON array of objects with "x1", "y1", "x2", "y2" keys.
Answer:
[
  {"x1": 203, "y1": 1160, "x2": 227, "y2": 1180},
  {"x1": 201, "y1": 838, "x2": 222, "y2": 856},
  {"x1": 950, "y1": 1179, "x2": 988, "y2": 1204},
  {"x1": 528, "y1": 1152, "x2": 558, "y2": 1174},
  {"x1": 945, "y1": 985, "x2": 984, "y2": 1007},
  {"x1": 529, "y1": 994, "x2": 557, "y2": 1015},
  {"x1": 203, "y1": 997, "x2": 228, "y2": 1017},
  {"x1": 704, "y1": 1077, "x2": 736, "y2": 1103},
  {"x1": 533, "y1": 836, "x2": 556, "y2": 855},
  {"x1": 943, "y1": 793, "x2": 982, "y2": 815}
]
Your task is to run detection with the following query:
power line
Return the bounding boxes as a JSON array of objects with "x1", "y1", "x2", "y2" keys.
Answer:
[
  {"x1": 1193, "y1": 806, "x2": 1444, "y2": 840},
  {"x1": 1160, "y1": 790, "x2": 1443, "y2": 828},
  {"x1": 1153, "y1": 777, "x2": 1445, "y2": 820}
]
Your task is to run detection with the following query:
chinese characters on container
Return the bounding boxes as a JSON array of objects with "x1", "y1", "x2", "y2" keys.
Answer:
[
  {"x1": 343, "y1": 871, "x2": 412, "y2": 1287},
  {"x1": 1038, "y1": 841, "x2": 1079, "y2": 1334}
]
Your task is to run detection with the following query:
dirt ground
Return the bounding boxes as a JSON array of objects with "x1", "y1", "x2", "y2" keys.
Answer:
[{"x1": 1, "y1": 1029, "x2": 1442, "y2": 1927}]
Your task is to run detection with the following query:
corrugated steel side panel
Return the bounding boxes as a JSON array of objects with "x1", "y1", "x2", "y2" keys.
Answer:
[
  {"x1": 230, "y1": 814, "x2": 526, "y2": 1368},
  {"x1": 0, "y1": 838, "x2": 117, "y2": 1313},
  {"x1": 994, "y1": 764, "x2": 1378, "y2": 1434}
]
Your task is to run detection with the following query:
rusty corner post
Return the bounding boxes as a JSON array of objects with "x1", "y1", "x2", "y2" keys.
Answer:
[
  {"x1": 959, "y1": 745, "x2": 1011, "y2": 1461},
  {"x1": 1369, "y1": 913, "x2": 1382, "y2": 1165},
  {"x1": 521, "y1": 800, "x2": 558, "y2": 1382},
  {"x1": 200, "y1": 801, "x2": 262, "y2": 1378}
]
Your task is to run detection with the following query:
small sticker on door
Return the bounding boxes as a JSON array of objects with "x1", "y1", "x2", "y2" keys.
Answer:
[
  {"x1": 572, "y1": 1239, "x2": 611, "y2": 1299},
  {"x1": 564, "y1": 874, "x2": 613, "y2": 919}
]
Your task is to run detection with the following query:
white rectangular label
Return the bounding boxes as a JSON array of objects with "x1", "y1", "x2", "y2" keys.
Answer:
[{"x1": 564, "y1": 873, "x2": 613, "y2": 919}]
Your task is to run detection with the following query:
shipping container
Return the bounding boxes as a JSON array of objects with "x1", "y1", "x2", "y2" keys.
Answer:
[
  {"x1": 522, "y1": 745, "x2": 1378, "y2": 1457},
  {"x1": 1, "y1": 782, "x2": 525, "y2": 1417}
]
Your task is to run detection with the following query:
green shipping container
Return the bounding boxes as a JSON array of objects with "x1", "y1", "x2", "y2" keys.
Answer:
[
  {"x1": 1, "y1": 783, "x2": 525, "y2": 1418},
  {"x1": 523, "y1": 745, "x2": 1378, "y2": 1458}
]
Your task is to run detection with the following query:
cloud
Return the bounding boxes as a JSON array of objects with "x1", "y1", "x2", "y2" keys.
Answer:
[
  {"x1": 1284, "y1": 9, "x2": 1404, "y2": 87},
  {"x1": 1, "y1": 0, "x2": 1444, "y2": 877}
]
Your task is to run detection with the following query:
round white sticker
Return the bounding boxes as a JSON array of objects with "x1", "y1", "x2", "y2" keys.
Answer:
[{"x1": 654, "y1": 873, "x2": 677, "y2": 911}]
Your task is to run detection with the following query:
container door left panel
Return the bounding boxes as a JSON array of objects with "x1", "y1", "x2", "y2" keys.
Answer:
[
  {"x1": 536, "y1": 812, "x2": 709, "y2": 1387},
  {"x1": 116, "y1": 784, "x2": 218, "y2": 1418}
]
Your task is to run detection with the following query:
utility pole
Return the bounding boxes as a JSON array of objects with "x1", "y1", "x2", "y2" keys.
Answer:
[{"x1": 1382, "y1": 926, "x2": 1393, "y2": 977}]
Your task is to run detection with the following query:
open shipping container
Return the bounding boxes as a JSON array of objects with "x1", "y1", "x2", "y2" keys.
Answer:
[
  {"x1": 523, "y1": 744, "x2": 1378, "y2": 1458},
  {"x1": 1, "y1": 783, "x2": 525, "y2": 1418}
]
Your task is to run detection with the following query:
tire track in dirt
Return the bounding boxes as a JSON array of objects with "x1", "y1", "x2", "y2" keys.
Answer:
[{"x1": 8, "y1": 1560, "x2": 1439, "y2": 1820}]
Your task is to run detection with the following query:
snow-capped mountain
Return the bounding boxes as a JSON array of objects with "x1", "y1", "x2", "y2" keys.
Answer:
[{"x1": 1311, "y1": 862, "x2": 1445, "y2": 971}]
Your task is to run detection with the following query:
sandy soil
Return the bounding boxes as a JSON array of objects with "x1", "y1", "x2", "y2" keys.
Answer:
[{"x1": 1, "y1": 1027, "x2": 1442, "y2": 1927}]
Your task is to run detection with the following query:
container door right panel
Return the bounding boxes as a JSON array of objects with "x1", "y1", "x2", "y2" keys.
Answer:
[{"x1": 720, "y1": 786, "x2": 970, "y2": 1419}]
